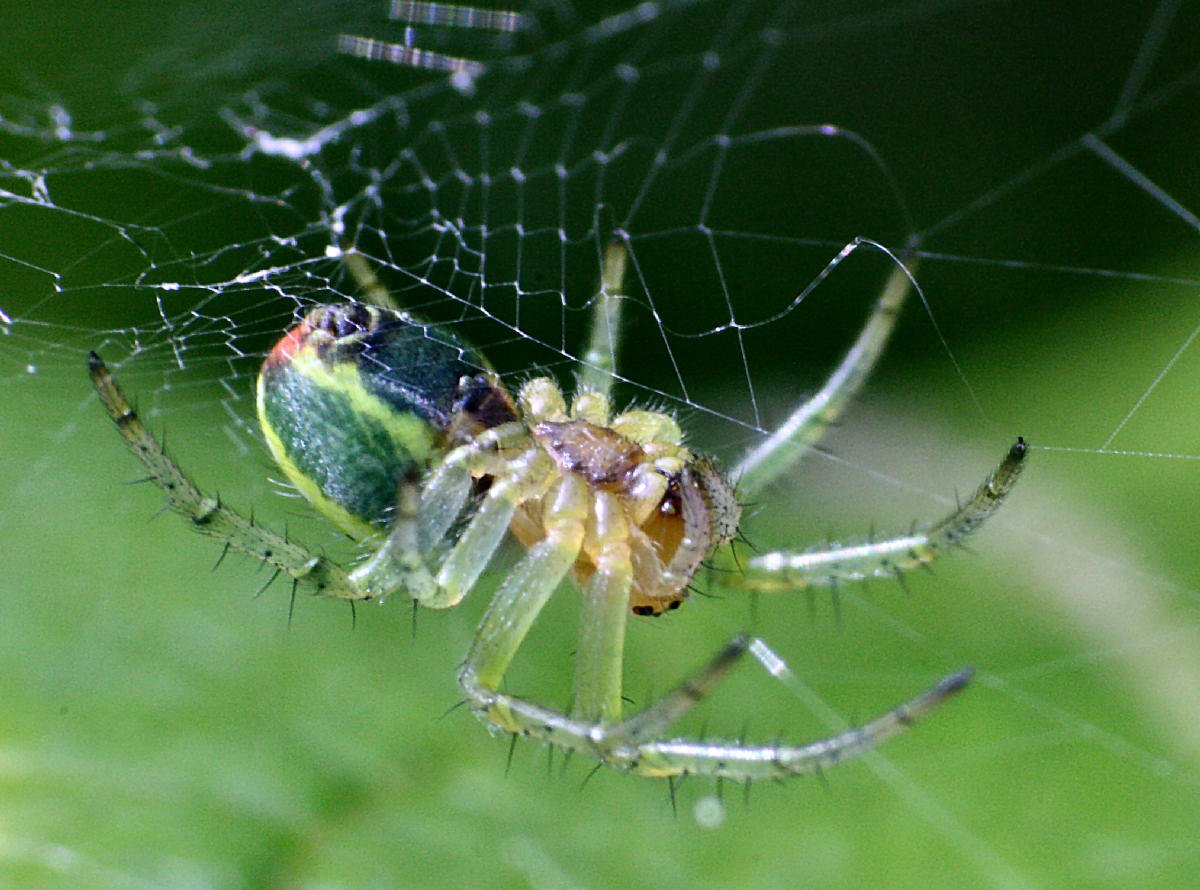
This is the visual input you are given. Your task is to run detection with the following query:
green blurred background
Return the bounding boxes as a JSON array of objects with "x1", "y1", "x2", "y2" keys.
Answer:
[{"x1": 3, "y1": 1, "x2": 1200, "y2": 888}]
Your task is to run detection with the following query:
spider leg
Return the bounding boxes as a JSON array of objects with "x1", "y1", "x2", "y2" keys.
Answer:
[
  {"x1": 578, "y1": 242, "x2": 629, "y2": 401},
  {"x1": 340, "y1": 248, "x2": 401, "y2": 311},
  {"x1": 433, "y1": 439, "x2": 554, "y2": 608},
  {"x1": 416, "y1": 458, "x2": 473, "y2": 547},
  {"x1": 346, "y1": 421, "x2": 532, "y2": 608},
  {"x1": 599, "y1": 635, "x2": 752, "y2": 750},
  {"x1": 729, "y1": 438, "x2": 1026, "y2": 593},
  {"x1": 733, "y1": 257, "x2": 916, "y2": 497},
  {"x1": 571, "y1": 491, "x2": 633, "y2": 724},
  {"x1": 627, "y1": 645, "x2": 973, "y2": 781},
  {"x1": 459, "y1": 474, "x2": 589, "y2": 714},
  {"x1": 347, "y1": 480, "x2": 438, "y2": 599},
  {"x1": 465, "y1": 616, "x2": 969, "y2": 781},
  {"x1": 87, "y1": 353, "x2": 363, "y2": 600}
]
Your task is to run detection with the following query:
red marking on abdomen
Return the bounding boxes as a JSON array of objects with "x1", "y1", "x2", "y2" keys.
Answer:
[{"x1": 262, "y1": 320, "x2": 311, "y2": 371}]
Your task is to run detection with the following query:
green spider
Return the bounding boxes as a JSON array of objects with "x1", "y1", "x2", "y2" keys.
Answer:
[{"x1": 89, "y1": 244, "x2": 1025, "y2": 782}]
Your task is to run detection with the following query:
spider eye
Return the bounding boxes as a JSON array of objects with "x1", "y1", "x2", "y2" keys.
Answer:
[{"x1": 658, "y1": 477, "x2": 681, "y2": 515}]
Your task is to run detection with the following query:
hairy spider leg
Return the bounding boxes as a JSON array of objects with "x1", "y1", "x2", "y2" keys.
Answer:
[
  {"x1": 459, "y1": 590, "x2": 972, "y2": 780},
  {"x1": 89, "y1": 348, "x2": 546, "y2": 612},
  {"x1": 341, "y1": 248, "x2": 402, "y2": 312},
  {"x1": 631, "y1": 647, "x2": 972, "y2": 781},
  {"x1": 731, "y1": 438, "x2": 1027, "y2": 593},
  {"x1": 733, "y1": 254, "x2": 916, "y2": 498},
  {"x1": 86, "y1": 352, "x2": 365, "y2": 601}
]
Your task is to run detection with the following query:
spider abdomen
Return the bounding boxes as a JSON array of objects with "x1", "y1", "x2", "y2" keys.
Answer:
[{"x1": 257, "y1": 303, "x2": 515, "y2": 538}]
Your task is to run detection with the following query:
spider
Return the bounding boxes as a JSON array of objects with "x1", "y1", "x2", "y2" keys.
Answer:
[{"x1": 88, "y1": 243, "x2": 1026, "y2": 783}]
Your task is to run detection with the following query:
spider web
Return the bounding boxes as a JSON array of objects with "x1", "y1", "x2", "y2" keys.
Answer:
[{"x1": 2, "y1": 1, "x2": 1200, "y2": 887}]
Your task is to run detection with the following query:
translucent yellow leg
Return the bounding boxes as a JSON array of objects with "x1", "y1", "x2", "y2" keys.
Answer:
[
  {"x1": 733, "y1": 258, "x2": 917, "y2": 497},
  {"x1": 570, "y1": 491, "x2": 632, "y2": 724},
  {"x1": 578, "y1": 242, "x2": 629, "y2": 401},
  {"x1": 461, "y1": 623, "x2": 971, "y2": 781},
  {"x1": 87, "y1": 352, "x2": 364, "y2": 600},
  {"x1": 459, "y1": 474, "x2": 588, "y2": 700}
]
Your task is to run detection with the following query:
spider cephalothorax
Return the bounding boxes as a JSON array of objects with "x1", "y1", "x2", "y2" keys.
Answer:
[
  {"x1": 506, "y1": 379, "x2": 742, "y2": 616},
  {"x1": 90, "y1": 246, "x2": 1026, "y2": 782}
]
